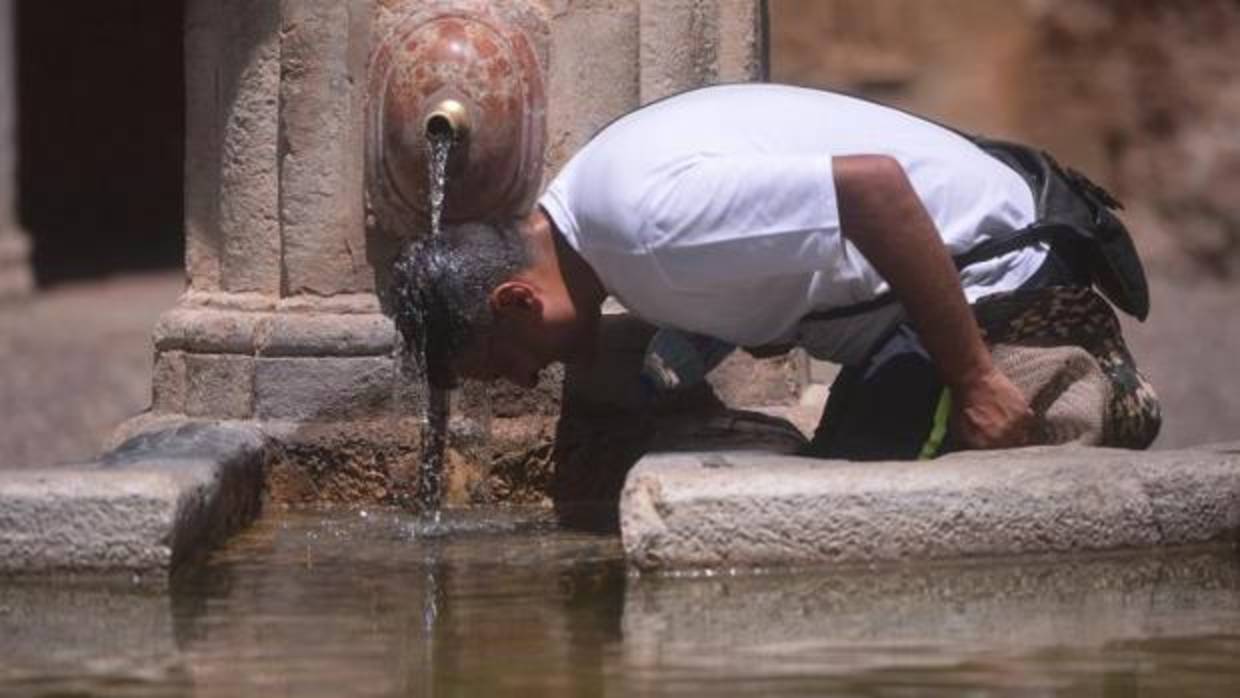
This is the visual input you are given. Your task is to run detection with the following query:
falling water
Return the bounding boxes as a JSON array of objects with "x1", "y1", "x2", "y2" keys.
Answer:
[
  {"x1": 426, "y1": 131, "x2": 453, "y2": 237},
  {"x1": 415, "y1": 386, "x2": 449, "y2": 521},
  {"x1": 403, "y1": 130, "x2": 456, "y2": 525}
]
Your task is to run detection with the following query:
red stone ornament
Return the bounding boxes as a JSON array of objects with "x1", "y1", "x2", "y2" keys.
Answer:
[{"x1": 366, "y1": 0, "x2": 548, "y2": 238}]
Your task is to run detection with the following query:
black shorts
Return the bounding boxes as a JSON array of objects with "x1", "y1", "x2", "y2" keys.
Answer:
[{"x1": 802, "y1": 247, "x2": 1083, "y2": 461}]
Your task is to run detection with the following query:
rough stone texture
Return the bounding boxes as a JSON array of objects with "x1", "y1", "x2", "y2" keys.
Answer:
[
  {"x1": 638, "y1": 0, "x2": 717, "y2": 102},
  {"x1": 621, "y1": 443, "x2": 1240, "y2": 571},
  {"x1": 183, "y1": 0, "x2": 284, "y2": 295},
  {"x1": 151, "y1": 350, "x2": 187, "y2": 415},
  {"x1": 155, "y1": 308, "x2": 395, "y2": 357},
  {"x1": 259, "y1": 312, "x2": 394, "y2": 357},
  {"x1": 544, "y1": 3, "x2": 640, "y2": 175},
  {"x1": 0, "y1": 0, "x2": 30, "y2": 302},
  {"x1": 279, "y1": 0, "x2": 372, "y2": 296},
  {"x1": 715, "y1": 0, "x2": 767, "y2": 82},
  {"x1": 262, "y1": 417, "x2": 424, "y2": 505},
  {"x1": 155, "y1": 308, "x2": 263, "y2": 355},
  {"x1": 185, "y1": 354, "x2": 255, "y2": 419},
  {"x1": 253, "y1": 356, "x2": 393, "y2": 420},
  {"x1": 218, "y1": 0, "x2": 282, "y2": 294},
  {"x1": 0, "y1": 421, "x2": 267, "y2": 577}
]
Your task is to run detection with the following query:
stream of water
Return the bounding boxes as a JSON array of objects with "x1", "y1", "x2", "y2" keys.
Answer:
[
  {"x1": 426, "y1": 132, "x2": 452, "y2": 238},
  {"x1": 402, "y1": 131, "x2": 456, "y2": 521}
]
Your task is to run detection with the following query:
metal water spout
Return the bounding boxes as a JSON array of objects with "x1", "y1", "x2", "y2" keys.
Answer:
[{"x1": 366, "y1": 0, "x2": 548, "y2": 236}]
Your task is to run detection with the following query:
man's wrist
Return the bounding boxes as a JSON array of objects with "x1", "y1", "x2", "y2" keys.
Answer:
[{"x1": 944, "y1": 351, "x2": 999, "y2": 397}]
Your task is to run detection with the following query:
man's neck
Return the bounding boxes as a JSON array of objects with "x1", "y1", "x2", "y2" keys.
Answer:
[{"x1": 521, "y1": 209, "x2": 606, "y2": 314}]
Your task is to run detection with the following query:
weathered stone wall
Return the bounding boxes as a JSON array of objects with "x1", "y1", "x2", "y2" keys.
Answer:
[{"x1": 771, "y1": 0, "x2": 1240, "y2": 280}]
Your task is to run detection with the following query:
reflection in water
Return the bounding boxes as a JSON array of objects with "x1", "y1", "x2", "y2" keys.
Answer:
[{"x1": 2, "y1": 510, "x2": 1240, "y2": 696}]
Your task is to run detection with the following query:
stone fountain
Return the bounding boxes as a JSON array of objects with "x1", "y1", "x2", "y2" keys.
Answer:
[
  {"x1": 5, "y1": 0, "x2": 1236, "y2": 581},
  {"x1": 117, "y1": 0, "x2": 771, "y2": 514}
]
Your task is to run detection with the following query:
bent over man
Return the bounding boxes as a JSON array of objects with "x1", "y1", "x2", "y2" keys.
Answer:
[{"x1": 391, "y1": 83, "x2": 1160, "y2": 460}]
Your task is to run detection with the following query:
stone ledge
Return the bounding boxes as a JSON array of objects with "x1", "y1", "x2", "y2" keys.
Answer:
[
  {"x1": 620, "y1": 443, "x2": 1240, "y2": 571},
  {"x1": 0, "y1": 422, "x2": 268, "y2": 580},
  {"x1": 154, "y1": 306, "x2": 396, "y2": 357}
]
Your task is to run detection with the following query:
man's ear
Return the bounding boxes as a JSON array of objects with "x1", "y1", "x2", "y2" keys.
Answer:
[{"x1": 490, "y1": 281, "x2": 542, "y2": 319}]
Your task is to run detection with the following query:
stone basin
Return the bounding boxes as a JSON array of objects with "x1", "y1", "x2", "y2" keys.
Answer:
[{"x1": 621, "y1": 443, "x2": 1240, "y2": 572}]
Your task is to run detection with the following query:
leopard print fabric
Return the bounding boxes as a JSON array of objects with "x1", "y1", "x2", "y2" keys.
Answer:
[{"x1": 972, "y1": 285, "x2": 1161, "y2": 449}]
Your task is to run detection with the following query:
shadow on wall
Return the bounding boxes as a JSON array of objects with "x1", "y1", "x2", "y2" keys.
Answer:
[{"x1": 17, "y1": 0, "x2": 184, "y2": 287}]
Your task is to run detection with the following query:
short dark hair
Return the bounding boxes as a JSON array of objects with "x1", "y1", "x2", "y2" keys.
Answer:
[{"x1": 389, "y1": 220, "x2": 531, "y2": 389}]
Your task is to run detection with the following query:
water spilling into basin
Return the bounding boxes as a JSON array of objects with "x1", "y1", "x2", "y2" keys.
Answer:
[
  {"x1": 386, "y1": 130, "x2": 457, "y2": 522},
  {"x1": 415, "y1": 386, "x2": 448, "y2": 519}
]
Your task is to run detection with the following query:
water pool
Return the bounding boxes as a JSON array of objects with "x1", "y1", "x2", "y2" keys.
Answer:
[{"x1": 4, "y1": 508, "x2": 1240, "y2": 696}]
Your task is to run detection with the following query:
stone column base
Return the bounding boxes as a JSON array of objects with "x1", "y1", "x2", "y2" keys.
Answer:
[
  {"x1": 0, "y1": 230, "x2": 33, "y2": 301},
  {"x1": 128, "y1": 290, "x2": 563, "y2": 508}
]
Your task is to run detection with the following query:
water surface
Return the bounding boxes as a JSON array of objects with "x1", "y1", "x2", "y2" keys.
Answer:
[{"x1": 4, "y1": 508, "x2": 1240, "y2": 697}]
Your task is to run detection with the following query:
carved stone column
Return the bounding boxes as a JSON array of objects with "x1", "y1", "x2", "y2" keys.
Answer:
[
  {"x1": 152, "y1": 0, "x2": 390, "y2": 428},
  {"x1": 0, "y1": 0, "x2": 32, "y2": 301}
]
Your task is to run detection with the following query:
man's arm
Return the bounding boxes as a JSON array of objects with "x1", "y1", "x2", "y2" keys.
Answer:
[{"x1": 833, "y1": 154, "x2": 1033, "y2": 449}]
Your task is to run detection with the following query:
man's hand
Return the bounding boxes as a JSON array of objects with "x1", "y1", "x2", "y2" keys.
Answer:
[
  {"x1": 833, "y1": 154, "x2": 1037, "y2": 452},
  {"x1": 950, "y1": 367, "x2": 1035, "y2": 449}
]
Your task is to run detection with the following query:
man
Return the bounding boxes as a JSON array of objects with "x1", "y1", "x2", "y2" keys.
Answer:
[{"x1": 391, "y1": 84, "x2": 1160, "y2": 460}]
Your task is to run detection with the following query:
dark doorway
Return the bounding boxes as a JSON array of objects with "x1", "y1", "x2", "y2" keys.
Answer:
[{"x1": 17, "y1": 1, "x2": 184, "y2": 286}]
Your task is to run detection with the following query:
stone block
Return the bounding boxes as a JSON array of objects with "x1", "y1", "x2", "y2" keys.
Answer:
[
  {"x1": 279, "y1": 0, "x2": 372, "y2": 295},
  {"x1": 151, "y1": 350, "x2": 187, "y2": 414},
  {"x1": 545, "y1": 5, "x2": 640, "y2": 175},
  {"x1": 715, "y1": 0, "x2": 767, "y2": 82},
  {"x1": 0, "y1": 421, "x2": 267, "y2": 577},
  {"x1": 638, "y1": 0, "x2": 718, "y2": 103},
  {"x1": 185, "y1": 354, "x2": 255, "y2": 419},
  {"x1": 254, "y1": 356, "x2": 393, "y2": 421},
  {"x1": 217, "y1": 0, "x2": 282, "y2": 294},
  {"x1": 259, "y1": 312, "x2": 394, "y2": 357},
  {"x1": 153, "y1": 307, "x2": 263, "y2": 354},
  {"x1": 620, "y1": 443, "x2": 1240, "y2": 571}
]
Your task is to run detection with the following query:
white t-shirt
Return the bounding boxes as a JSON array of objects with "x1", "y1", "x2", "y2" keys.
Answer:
[{"x1": 538, "y1": 84, "x2": 1042, "y2": 364}]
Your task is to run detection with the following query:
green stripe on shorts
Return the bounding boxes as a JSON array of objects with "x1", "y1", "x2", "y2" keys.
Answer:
[{"x1": 918, "y1": 388, "x2": 952, "y2": 460}]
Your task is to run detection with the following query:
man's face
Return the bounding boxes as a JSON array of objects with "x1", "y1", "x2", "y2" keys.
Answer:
[
  {"x1": 453, "y1": 321, "x2": 551, "y2": 389},
  {"x1": 451, "y1": 280, "x2": 599, "y2": 389}
]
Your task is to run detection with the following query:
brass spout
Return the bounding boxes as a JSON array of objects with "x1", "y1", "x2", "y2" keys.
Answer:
[{"x1": 424, "y1": 98, "x2": 470, "y2": 142}]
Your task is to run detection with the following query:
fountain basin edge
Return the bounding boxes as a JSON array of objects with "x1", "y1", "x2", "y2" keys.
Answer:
[
  {"x1": 0, "y1": 420, "x2": 268, "y2": 582},
  {"x1": 621, "y1": 443, "x2": 1240, "y2": 572}
]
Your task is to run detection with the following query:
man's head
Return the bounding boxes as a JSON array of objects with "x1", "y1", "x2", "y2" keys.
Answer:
[{"x1": 390, "y1": 218, "x2": 598, "y2": 390}]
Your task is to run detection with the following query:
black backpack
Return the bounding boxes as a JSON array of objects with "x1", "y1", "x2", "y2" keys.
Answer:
[{"x1": 956, "y1": 137, "x2": 1150, "y2": 321}]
